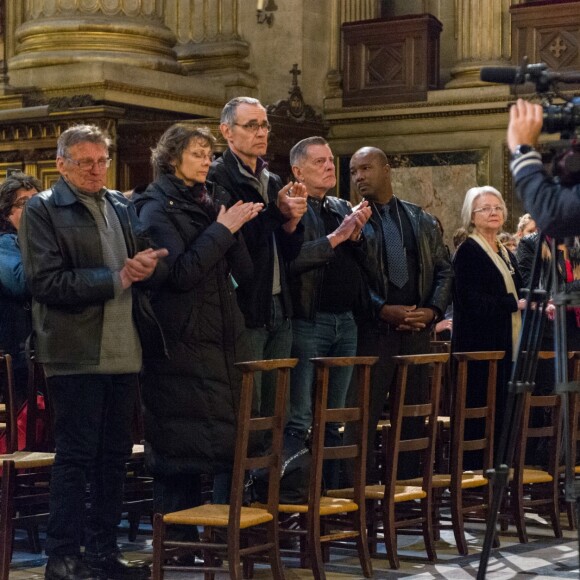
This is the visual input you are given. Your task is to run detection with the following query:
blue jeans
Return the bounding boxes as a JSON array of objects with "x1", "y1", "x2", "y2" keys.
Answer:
[
  {"x1": 286, "y1": 311, "x2": 358, "y2": 488},
  {"x1": 45, "y1": 373, "x2": 137, "y2": 558},
  {"x1": 239, "y1": 294, "x2": 292, "y2": 418}
]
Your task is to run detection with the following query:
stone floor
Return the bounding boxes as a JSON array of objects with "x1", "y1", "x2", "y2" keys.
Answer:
[{"x1": 7, "y1": 514, "x2": 580, "y2": 579}]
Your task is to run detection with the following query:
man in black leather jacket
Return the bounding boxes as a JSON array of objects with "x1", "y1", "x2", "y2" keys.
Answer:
[
  {"x1": 345, "y1": 146, "x2": 453, "y2": 483},
  {"x1": 284, "y1": 136, "x2": 371, "y2": 488},
  {"x1": 19, "y1": 124, "x2": 167, "y2": 580}
]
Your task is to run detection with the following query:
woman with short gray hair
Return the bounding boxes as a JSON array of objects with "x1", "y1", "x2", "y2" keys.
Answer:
[{"x1": 452, "y1": 185, "x2": 525, "y2": 468}]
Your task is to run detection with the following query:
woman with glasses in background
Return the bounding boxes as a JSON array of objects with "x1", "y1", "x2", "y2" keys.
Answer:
[
  {"x1": 452, "y1": 186, "x2": 526, "y2": 467},
  {"x1": 135, "y1": 124, "x2": 262, "y2": 566},
  {"x1": 0, "y1": 172, "x2": 41, "y2": 407}
]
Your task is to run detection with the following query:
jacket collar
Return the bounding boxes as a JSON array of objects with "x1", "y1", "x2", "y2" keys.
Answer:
[{"x1": 51, "y1": 177, "x2": 114, "y2": 207}]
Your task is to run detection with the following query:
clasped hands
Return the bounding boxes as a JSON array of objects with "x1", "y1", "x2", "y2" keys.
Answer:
[{"x1": 380, "y1": 304, "x2": 435, "y2": 331}]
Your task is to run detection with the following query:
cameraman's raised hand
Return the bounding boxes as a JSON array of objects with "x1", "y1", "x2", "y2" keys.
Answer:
[{"x1": 507, "y1": 98, "x2": 543, "y2": 153}]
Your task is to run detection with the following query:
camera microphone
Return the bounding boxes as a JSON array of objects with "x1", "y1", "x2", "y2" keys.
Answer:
[{"x1": 480, "y1": 64, "x2": 580, "y2": 85}]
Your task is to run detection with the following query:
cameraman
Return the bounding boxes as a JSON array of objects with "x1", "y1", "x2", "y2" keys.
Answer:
[{"x1": 508, "y1": 98, "x2": 580, "y2": 237}]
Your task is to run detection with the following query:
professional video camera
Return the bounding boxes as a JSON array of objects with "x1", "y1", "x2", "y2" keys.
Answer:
[
  {"x1": 481, "y1": 59, "x2": 580, "y2": 185},
  {"x1": 480, "y1": 59, "x2": 580, "y2": 135}
]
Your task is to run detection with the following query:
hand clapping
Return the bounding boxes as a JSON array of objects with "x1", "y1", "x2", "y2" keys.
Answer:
[{"x1": 217, "y1": 200, "x2": 264, "y2": 234}]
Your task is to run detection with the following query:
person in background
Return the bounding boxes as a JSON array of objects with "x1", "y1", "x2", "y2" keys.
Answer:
[
  {"x1": 499, "y1": 231, "x2": 518, "y2": 253},
  {"x1": 345, "y1": 146, "x2": 453, "y2": 482},
  {"x1": 19, "y1": 124, "x2": 167, "y2": 580},
  {"x1": 135, "y1": 124, "x2": 261, "y2": 565},
  {"x1": 284, "y1": 136, "x2": 371, "y2": 488},
  {"x1": 515, "y1": 212, "x2": 537, "y2": 239},
  {"x1": 208, "y1": 96, "x2": 307, "y2": 423},
  {"x1": 452, "y1": 227, "x2": 468, "y2": 255},
  {"x1": 452, "y1": 185, "x2": 525, "y2": 467},
  {"x1": 0, "y1": 172, "x2": 41, "y2": 406}
]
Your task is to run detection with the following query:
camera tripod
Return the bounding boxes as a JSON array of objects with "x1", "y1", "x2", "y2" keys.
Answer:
[{"x1": 477, "y1": 233, "x2": 580, "y2": 579}]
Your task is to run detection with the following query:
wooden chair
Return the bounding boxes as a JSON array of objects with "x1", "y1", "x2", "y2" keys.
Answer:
[
  {"x1": 331, "y1": 352, "x2": 448, "y2": 569},
  {"x1": 405, "y1": 351, "x2": 503, "y2": 555},
  {"x1": 151, "y1": 358, "x2": 297, "y2": 580},
  {"x1": 0, "y1": 354, "x2": 55, "y2": 580},
  {"x1": 277, "y1": 356, "x2": 376, "y2": 580},
  {"x1": 0, "y1": 355, "x2": 18, "y2": 454},
  {"x1": 503, "y1": 387, "x2": 563, "y2": 543},
  {"x1": 24, "y1": 349, "x2": 53, "y2": 452}
]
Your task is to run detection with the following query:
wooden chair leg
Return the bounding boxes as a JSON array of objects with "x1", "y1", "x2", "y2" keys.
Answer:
[
  {"x1": 267, "y1": 519, "x2": 285, "y2": 580},
  {"x1": 384, "y1": 505, "x2": 400, "y2": 570},
  {"x1": 308, "y1": 519, "x2": 326, "y2": 580},
  {"x1": 227, "y1": 524, "x2": 242, "y2": 580},
  {"x1": 0, "y1": 461, "x2": 16, "y2": 580},
  {"x1": 353, "y1": 509, "x2": 373, "y2": 577},
  {"x1": 512, "y1": 485, "x2": 528, "y2": 544},
  {"x1": 422, "y1": 497, "x2": 437, "y2": 562},
  {"x1": 549, "y1": 483, "x2": 563, "y2": 538},
  {"x1": 151, "y1": 513, "x2": 164, "y2": 580},
  {"x1": 451, "y1": 488, "x2": 469, "y2": 556}
]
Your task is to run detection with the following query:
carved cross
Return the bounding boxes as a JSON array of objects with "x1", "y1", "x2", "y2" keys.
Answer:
[
  {"x1": 290, "y1": 63, "x2": 301, "y2": 87},
  {"x1": 549, "y1": 35, "x2": 567, "y2": 59}
]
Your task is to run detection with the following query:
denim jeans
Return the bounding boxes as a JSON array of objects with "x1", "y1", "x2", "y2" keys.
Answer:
[
  {"x1": 45, "y1": 373, "x2": 137, "y2": 558},
  {"x1": 286, "y1": 311, "x2": 358, "y2": 488},
  {"x1": 239, "y1": 294, "x2": 292, "y2": 418}
]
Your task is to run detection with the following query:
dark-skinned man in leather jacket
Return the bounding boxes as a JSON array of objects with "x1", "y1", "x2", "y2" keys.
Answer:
[{"x1": 344, "y1": 146, "x2": 453, "y2": 483}]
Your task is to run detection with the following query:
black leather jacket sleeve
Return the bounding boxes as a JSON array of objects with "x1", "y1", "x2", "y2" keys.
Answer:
[{"x1": 19, "y1": 192, "x2": 115, "y2": 306}]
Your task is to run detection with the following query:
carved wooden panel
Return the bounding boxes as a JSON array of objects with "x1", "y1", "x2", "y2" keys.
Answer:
[
  {"x1": 511, "y1": 0, "x2": 580, "y2": 80},
  {"x1": 341, "y1": 14, "x2": 442, "y2": 107}
]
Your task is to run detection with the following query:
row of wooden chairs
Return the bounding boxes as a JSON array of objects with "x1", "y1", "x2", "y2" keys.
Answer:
[
  {"x1": 148, "y1": 350, "x2": 536, "y2": 578},
  {"x1": 2, "y1": 347, "x2": 579, "y2": 578}
]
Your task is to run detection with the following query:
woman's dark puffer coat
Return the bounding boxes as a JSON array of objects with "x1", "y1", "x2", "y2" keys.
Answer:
[{"x1": 135, "y1": 174, "x2": 253, "y2": 475}]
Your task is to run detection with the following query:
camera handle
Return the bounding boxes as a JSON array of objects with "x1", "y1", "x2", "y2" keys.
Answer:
[{"x1": 477, "y1": 233, "x2": 570, "y2": 579}]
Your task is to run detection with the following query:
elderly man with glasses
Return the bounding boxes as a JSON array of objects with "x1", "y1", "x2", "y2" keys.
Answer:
[
  {"x1": 208, "y1": 97, "x2": 307, "y2": 426},
  {"x1": 19, "y1": 124, "x2": 168, "y2": 580}
]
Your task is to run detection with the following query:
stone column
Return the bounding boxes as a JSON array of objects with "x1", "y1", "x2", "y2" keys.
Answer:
[
  {"x1": 446, "y1": 0, "x2": 517, "y2": 88},
  {"x1": 9, "y1": 0, "x2": 181, "y2": 73},
  {"x1": 326, "y1": 0, "x2": 377, "y2": 98},
  {"x1": 164, "y1": 0, "x2": 257, "y2": 97}
]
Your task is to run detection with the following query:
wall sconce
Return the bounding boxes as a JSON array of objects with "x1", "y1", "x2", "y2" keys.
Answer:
[{"x1": 257, "y1": 0, "x2": 278, "y2": 26}]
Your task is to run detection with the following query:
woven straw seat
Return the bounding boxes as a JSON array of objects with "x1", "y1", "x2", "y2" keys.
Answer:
[
  {"x1": 328, "y1": 484, "x2": 426, "y2": 502},
  {"x1": 277, "y1": 496, "x2": 358, "y2": 515},
  {"x1": 164, "y1": 504, "x2": 273, "y2": 528}
]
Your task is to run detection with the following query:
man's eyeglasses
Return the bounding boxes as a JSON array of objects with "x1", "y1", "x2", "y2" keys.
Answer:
[
  {"x1": 473, "y1": 205, "x2": 504, "y2": 215},
  {"x1": 187, "y1": 150, "x2": 215, "y2": 162},
  {"x1": 65, "y1": 157, "x2": 112, "y2": 171},
  {"x1": 233, "y1": 121, "x2": 272, "y2": 134},
  {"x1": 12, "y1": 197, "x2": 30, "y2": 209}
]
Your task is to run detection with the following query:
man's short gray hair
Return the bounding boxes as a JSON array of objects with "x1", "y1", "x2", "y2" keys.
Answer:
[
  {"x1": 56, "y1": 124, "x2": 111, "y2": 159},
  {"x1": 289, "y1": 136, "x2": 329, "y2": 167},
  {"x1": 220, "y1": 97, "x2": 264, "y2": 126}
]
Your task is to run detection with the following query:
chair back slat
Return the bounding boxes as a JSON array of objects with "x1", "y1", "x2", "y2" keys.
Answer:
[
  {"x1": 385, "y1": 352, "x2": 448, "y2": 496},
  {"x1": 232, "y1": 358, "x2": 297, "y2": 525}
]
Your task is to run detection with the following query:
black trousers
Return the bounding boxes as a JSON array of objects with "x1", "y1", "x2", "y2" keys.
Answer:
[
  {"x1": 45, "y1": 373, "x2": 137, "y2": 557},
  {"x1": 344, "y1": 322, "x2": 430, "y2": 484}
]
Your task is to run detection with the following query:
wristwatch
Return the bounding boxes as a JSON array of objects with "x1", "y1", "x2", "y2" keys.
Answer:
[{"x1": 511, "y1": 144, "x2": 535, "y2": 160}]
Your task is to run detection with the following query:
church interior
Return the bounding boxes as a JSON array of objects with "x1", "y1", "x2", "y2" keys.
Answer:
[
  {"x1": 1, "y1": 0, "x2": 578, "y2": 246},
  {"x1": 3, "y1": 0, "x2": 580, "y2": 578}
]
